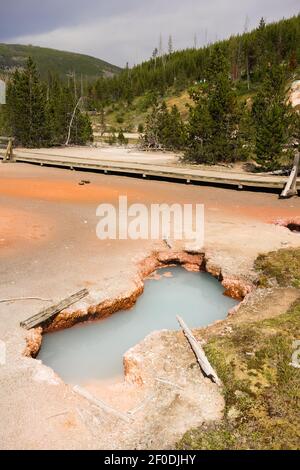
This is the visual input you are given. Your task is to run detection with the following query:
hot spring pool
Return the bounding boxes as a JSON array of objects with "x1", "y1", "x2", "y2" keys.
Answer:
[{"x1": 38, "y1": 267, "x2": 238, "y2": 384}]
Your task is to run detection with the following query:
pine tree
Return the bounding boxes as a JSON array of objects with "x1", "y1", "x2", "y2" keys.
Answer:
[
  {"x1": 46, "y1": 73, "x2": 67, "y2": 145},
  {"x1": 6, "y1": 58, "x2": 93, "y2": 147},
  {"x1": 72, "y1": 111, "x2": 93, "y2": 145},
  {"x1": 252, "y1": 65, "x2": 294, "y2": 170},
  {"x1": 185, "y1": 45, "x2": 240, "y2": 164},
  {"x1": 7, "y1": 57, "x2": 48, "y2": 147},
  {"x1": 160, "y1": 104, "x2": 185, "y2": 150},
  {"x1": 258, "y1": 17, "x2": 266, "y2": 30}
]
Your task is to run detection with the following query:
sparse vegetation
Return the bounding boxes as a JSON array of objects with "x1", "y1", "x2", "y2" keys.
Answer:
[
  {"x1": 142, "y1": 101, "x2": 186, "y2": 150},
  {"x1": 177, "y1": 248, "x2": 300, "y2": 450},
  {"x1": 177, "y1": 300, "x2": 300, "y2": 450}
]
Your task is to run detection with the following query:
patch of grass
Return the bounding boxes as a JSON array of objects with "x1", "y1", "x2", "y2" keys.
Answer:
[
  {"x1": 177, "y1": 299, "x2": 300, "y2": 450},
  {"x1": 255, "y1": 248, "x2": 300, "y2": 288},
  {"x1": 165, "y1": 91, "x2": 193, "y2": 121}
]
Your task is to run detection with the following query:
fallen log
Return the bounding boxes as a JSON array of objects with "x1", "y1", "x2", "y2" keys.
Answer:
[
  {"x1": 20, "y1": 288, "x2": 88, "y2": 330},
  {"x1": 177, "y1": 315, "x2": 222, "y2": 386}
]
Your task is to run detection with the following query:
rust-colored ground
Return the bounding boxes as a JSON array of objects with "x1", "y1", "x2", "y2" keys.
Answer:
[
  {"x1": 0, "y1": 161, "x2": 300, "y2": 450},
  {"x1": 0, "y1": 204, "x2": 53, "y2": 253},
  {"x1": 0, "y1": 162, "x2": 299, "y2": 261}
]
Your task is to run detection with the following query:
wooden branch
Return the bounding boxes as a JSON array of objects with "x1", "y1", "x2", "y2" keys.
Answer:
[
  {"x1": 127, "y1": 394, "x2": 156, "y2": 416},
  {"x1": 177, "y1": 315, "x2": 222, "y2": 386},
  {"x1": 20, "y1": 288, "x2": 88, "y2": 330},
  {"x1": 163, "y1": 238, "x2": 173, "y2": 249},
  {"x1": 0, "y1": 297, "x2": 52, "y2": 304},
  {"x1": 73, "y1": 385, "x2": 132, "y2": 423},
  {"x1": 155, "y1": 377, "x2": 184, "y2": 390}
]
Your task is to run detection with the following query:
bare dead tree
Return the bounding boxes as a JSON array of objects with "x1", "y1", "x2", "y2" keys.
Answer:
[{"x1": 65, "y1": 96, "x2": 83, "y2": 146}]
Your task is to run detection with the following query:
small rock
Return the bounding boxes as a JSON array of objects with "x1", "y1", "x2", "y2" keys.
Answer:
[{"x1": 235, "y1": 390, "x2": 248, "y2": 399}]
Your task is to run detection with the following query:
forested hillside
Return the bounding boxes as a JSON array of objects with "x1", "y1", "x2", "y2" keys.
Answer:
[
  {"x1": 1, "y1": 15, "x2": 299, "y2": 168},
  {"x1": 89, "y1": 15, "x2": 300, "y2": 106},
  {"x1": 89, "y1": 15, "x2": 300, "y2": 170},
  {"x1": 0, "y1": 43, "x2": 121, "y2": 81}
]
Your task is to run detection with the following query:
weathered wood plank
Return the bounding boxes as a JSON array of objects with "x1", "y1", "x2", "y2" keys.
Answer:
[
  {"x1": 20, "y1": 288, "x2": 89, "y2": 329},
  {"x1": 177, "y1": 315, "x2": 222, "y2": 386}
]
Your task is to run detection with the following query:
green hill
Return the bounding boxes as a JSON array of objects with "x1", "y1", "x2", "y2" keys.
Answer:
[{"x1": 0, "y1": 43, "x2": 121, "y2": 81}]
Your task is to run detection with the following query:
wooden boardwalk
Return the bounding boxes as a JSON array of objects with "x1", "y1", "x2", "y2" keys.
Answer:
[{"x1": 2, "y1": 148, "x2": 299, "y2": 193}]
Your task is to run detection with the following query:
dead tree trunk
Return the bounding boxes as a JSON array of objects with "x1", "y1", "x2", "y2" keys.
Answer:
[{"x1": 65, "y1": 97, "x2": 83, "y2": 146}]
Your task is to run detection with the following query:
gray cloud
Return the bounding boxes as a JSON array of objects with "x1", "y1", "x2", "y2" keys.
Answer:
[
  {"x1": 1, "y1": 1, "x2": 299, "y2": 66},
  {"x1": 0, "y1": 1, "x2": 139, "y2": 38}
]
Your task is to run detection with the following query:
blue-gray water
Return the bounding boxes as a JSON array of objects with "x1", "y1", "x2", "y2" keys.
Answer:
[{"x1": 38, "y1": 268, "x2": 238, "y2": 384}]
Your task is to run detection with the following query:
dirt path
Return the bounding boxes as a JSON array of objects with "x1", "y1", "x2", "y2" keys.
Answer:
[{"x1": 0, "y1": 162, "x2": 299, "y2": 449}]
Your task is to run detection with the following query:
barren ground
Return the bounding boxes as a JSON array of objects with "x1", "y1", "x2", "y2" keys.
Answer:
[{"x1": 0, "y1": 160, "x2": 299, "y2": 449}]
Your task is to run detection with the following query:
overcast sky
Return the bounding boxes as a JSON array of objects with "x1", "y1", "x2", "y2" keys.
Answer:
[{"x1": 0, "y1": 1, "x2": 299, "y2": 67}]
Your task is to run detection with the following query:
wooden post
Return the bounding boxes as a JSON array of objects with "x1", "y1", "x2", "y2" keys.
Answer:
[
  {"x1": 1, "y1": 137, "x2": 14, "y2": 162},
  {"x1": 177, "y1": 315, "x2": 222, "y2": 386},
  {"x1": 280, "y1": 152, "x2": 299, "y2": 199}
]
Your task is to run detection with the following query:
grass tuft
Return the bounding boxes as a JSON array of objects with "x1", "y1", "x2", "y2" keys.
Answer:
[{"x1": 255, "y1": 248, "x2": 300, "y2": 288}]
